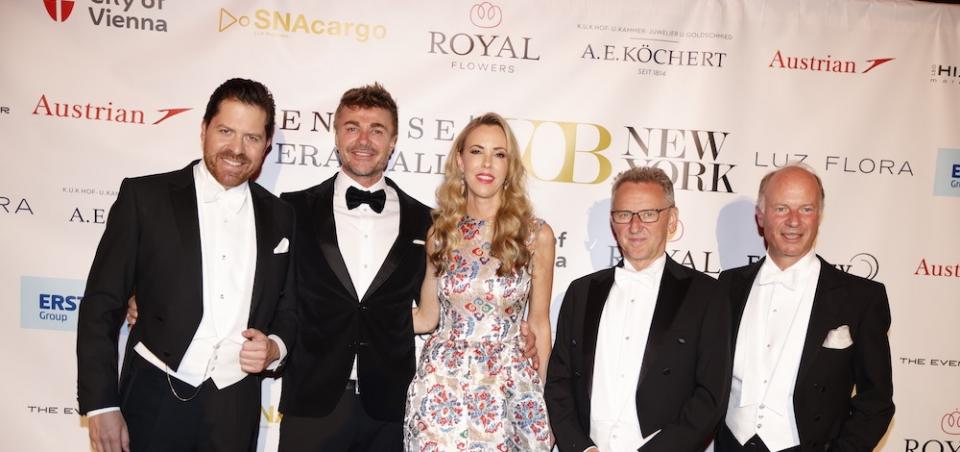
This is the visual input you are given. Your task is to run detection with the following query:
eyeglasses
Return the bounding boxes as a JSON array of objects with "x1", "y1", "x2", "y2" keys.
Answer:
[{"x1": 610, "y1": 205, "x2": 674, "y2": 224}]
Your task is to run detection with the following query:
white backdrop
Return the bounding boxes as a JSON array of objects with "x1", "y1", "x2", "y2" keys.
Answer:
[{"x1": 2, "y1": 0, "x2": 959, "y2": 450}]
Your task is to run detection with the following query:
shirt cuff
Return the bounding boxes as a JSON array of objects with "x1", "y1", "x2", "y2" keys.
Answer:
[
  {"x1": 87, "y1": 407, "x2": 121, "y2": 417},
  {"x1": 267, "y1": 334, "x2": 287, "y2": 371}
]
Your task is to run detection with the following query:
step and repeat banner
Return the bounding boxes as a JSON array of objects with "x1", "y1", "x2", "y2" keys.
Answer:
[{"x1": 2, "y1": 0, "x2": 959, "y2": 450}]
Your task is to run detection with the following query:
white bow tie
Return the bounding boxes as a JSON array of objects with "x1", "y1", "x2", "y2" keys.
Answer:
[
  {"x1": 203, "y1": 188, "x2": 246, "y2": 214},
  {"x1": 758, "y1": 267, "x2": 798, "y2": 290},
  {"x1": 615, "y1": 266, "x2": 657, "y2": 289}
]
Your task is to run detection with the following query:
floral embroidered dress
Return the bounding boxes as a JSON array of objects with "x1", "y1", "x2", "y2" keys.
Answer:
[{"x1": 403, "y1": 216, "x2": 552, "y2": 452}]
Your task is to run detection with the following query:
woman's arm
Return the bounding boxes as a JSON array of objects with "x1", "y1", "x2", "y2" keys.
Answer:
[
  {"x1": 412, "y1": 227, "x2": 441, "y2": 334},
  {"x1": 527, "y1": 222, "x2": 556, "y2": 380}
]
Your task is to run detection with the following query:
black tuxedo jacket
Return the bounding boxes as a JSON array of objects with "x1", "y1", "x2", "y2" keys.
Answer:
[
  {"x1": 76, "y1": 161, "x2": 297, "y2": 414},
  {"x1": 545, "y1": 256, "x2": 732, "y2": 452},
  {"x1": 278, "y1": 174, "x2": 432, "y2": 422},
  {"x1": 718, "y1": 256, "x2": 894, "y2": 452}
]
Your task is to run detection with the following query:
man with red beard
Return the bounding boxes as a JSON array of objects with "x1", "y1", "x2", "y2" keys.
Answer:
[{"x1": 77, "y1": 78, "x2": 296, "y2": 452}]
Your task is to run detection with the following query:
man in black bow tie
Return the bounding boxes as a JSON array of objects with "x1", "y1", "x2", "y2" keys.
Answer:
[
  {"x1": 546, "y1": 166, "x2": 731, "y2": 452},
  {"x1": 276, "y1": 83, "x2": 431, "y2": 452}
]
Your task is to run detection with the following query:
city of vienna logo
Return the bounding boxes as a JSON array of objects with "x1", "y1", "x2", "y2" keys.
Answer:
[
  {"x1": 469, "y1": 2, "x2": 502, "y2": 28},
  {"x1": 942, "y1": 409, "x2": 960, "y2": 435},
  {"x1": 43, "y1": 0, "x2": 75, "y2": 22}
]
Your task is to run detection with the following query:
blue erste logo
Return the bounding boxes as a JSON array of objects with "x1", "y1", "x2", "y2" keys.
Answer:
[
  {"x1": 20, "y1": 276, "x2": 85, "y2": 331},
  {"x1": 933, "y1": 148, "x2": 960, "y2": 197}
]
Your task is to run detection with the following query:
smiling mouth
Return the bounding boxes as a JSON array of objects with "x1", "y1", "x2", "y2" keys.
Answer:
[{"x1": 476, "y1": 174, "x2": 495, "y2": 184}]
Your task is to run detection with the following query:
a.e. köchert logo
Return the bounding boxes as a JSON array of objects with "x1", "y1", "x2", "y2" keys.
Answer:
[
  {"x1": 218, "y1": 7, "x2": 385, "y2": 42},
  {"x1": 769, "y1": 50, "x2": 893, "y2": 74},
  {"x1": 32, "y1": 94, "x2": 189, "y2": 126},
  {"x1": 20, "y1": 276, "x2": 86, "y2": 331},
  {"x1": 933, "y1": 148, "x2": 960, "y2": 197}
]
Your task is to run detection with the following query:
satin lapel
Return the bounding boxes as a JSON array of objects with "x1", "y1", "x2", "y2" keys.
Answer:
[
  {"x1": 637, "y1": 258, "x2": 689, "y2": 386},
  {"x1": 795, "y1": 256, "x2": 842, "y2": 388},
  {"x1": 169, "y1": 167, "x2": 202, "y2": 304},
  {"x1": 361, "y1": 178, "x2": 412, "y2": 303},
  {"x1": 247, "y1": 186, "x2": 276, "y2": 321},
  {"x1": 730, "y1": 260, "x2": 763, "y2": 355},
  {"x1": 313, "y1": 180, "x2": 359, "y2": 301},
  {"x1": 582, "y1": 268, "x2": 616, "y2": 399}
]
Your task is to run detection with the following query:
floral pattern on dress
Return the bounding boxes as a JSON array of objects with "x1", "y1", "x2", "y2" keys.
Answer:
[{"x1": 404, "y1": 217, "x2": 552, "y2": 452}]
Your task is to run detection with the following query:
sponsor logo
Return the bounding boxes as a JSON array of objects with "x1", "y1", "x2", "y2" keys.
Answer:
[
  {"x1": 69, "y1": 207, "x2": 107, "y2": 224},
  {"x1": 31, "y1": 94, "x2": 189, "y2": 126},
  {"x1": 838, "y1": 253, "x2": 879, "y2": 280},
  {"x1": 27, "y1": 405, "x2": 81, "y2": 415},
  {"x1": 899, "y1": 357, "x2": 960, "y2": 368},
  {"x1": 576, "y1": 22, "x2": 731, "y2": 77},
  {"x1": 20, "y1": 276, "x2": 86, "y2": 331},
  {"x1": 933, "y1": 148, "x2": 960, "y2": 197},
  {"x1": 753, "y1": 153, "x2": 913, "y2": 177},
  {"x1": 1, "y1": 105, "x2": 9, "y2": 115},
  {"x1": 61, "y1": 186, "x2": 119, "y2": 197},
  {"x1": 913, "y1": 258, "x2": 959, "y2": 278},
  {"x1": 769, "y1": 50, "x2": 893, "y2": 74},
  {"x1": 218, "y1": 7, "x2": 386, "y2": 42},
  {"x1": 43, "y1": 0, "x2": 75, "y2": 22},
  {"x1": 1, "y1": 196, "x2": 34, "y2": 215},
  {"x1": 428, "y1": 2, "x2": 540, "y2": 74},
  {"x1": 943, "y1": 409, "x2": 960, "y2": 435},
  {"x1": 904, "y1": 410, "x2": 960, "y2": 451},
  {"x1": 44, "y1": 0, "x2": 169, "y2": 32},
  {"x1": 930, "y1": 63, "x2": 960, "y2": 86}
]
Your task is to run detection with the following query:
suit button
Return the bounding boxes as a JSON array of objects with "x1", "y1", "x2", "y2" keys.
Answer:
[
  {"x1": 359, "y1": 341, "x2": 368, "y2": 347},
  {"x1": 814, "y1": 415, "x2": 822, "y2": 422},
  {"x1": 155, "y1": 315, "x2": 165, "y2": 322},
  {"x1": 162, "y1": 351, "x2": 170, "y2": 357},
  {"x1": 820, "y1": 385, "x2": 827, "y2": 393},
  {"x1": 677, "y1": 337, "x2": 687, "y2": 344},
  {"x1": 360, "y1": 306, "x2": 368, "y2": 311},
  {"x1": 571, "y1": 339, "x2": 577, "y2": 347},
  {"x1": 574, "y1": 371, "x2": 582, "y2": 378},
  {"x1": 662, "y1": 368, "x2": 671, "y2": 375}
]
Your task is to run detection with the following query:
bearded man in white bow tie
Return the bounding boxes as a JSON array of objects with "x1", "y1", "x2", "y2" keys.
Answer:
[
  {"x1": 546, "y1": 166, "x2": 732, "y2": 452},
  {"x1": 715, "y1": 163, "x2": 894, "y2": 452}
]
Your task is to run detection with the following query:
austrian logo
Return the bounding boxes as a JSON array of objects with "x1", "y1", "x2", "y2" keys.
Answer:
[
  {"x1": 31, "y1": 94, "x2": 189, "y2": 126},
  {"x1": 769, "y1": 50, "x2": 893, "y2": 74}
]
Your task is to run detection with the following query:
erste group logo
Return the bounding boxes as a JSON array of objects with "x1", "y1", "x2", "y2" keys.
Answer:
[
  {"x1": 933, "y1": 148, "x2": 960, "y2": 197},
  {"x1": 21, "y1": 276, "x2": 86, "y2": 331}
]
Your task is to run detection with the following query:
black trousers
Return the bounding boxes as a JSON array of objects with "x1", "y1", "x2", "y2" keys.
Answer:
[
  {"x1": 278, "y1": 381, "x2": 402, "y2": 452},
  {"x1": 715, "y1": 425, "x2": 802, "y2": 452},
  {"x1": 120, "y1": 352, "x2": 261, "y2": 452}
]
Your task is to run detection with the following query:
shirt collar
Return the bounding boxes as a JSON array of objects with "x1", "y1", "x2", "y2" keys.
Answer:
[
  {"x1": 616, "y1": 253, "x2": 666, "y2": 289},
  {"x1": 334, "y1": 170, "x2": 388, "y2": 197},
  {"x1": 194, "y1": 161, "x2": 249, "y2": 214},
  {"x1": 758, "y1": 249, "x2": 818, "y2": 290}
]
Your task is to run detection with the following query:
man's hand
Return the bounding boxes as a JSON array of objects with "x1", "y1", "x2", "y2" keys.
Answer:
[
  {"x1": 125, "y1": 295, "x2": 137, "y2": 327},
  {"x1": 239, "y1": 328, "x2": 279, "y2": 373},
  {"x1": 520, "y1": 320, "x2": 539, "y2": 370},
  {"x1": 88, "y1": 411, "x2": 130, "y2": 452}
]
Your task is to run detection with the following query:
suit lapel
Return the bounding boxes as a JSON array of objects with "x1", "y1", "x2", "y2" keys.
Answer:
[
  {"x1": 582, "y1": 267, "x2": 616, "y2": 399},
  {"x1": 169, "y1": 163, "x2": 202, "y2": 304},
  {"x1": 637, "y1": 257, "x2": 689, "y2": 386},
  {"x1": 362, "y1": 177, "x2": 415, "y2": 303},
  {"x1": 795, "y1": 256, "x2": 842, "y2": 388},
  {"x1": 248, "y1": 184, "x2": 276, "y2": 321},
  {"x1": 313, "y1": 176, "x2": 359, "y2": 301},
  {"x1": 730, "y1": 260, "x2": 764, "y2": 356}
]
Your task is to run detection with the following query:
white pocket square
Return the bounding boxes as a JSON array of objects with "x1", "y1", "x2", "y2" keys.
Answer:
[
  {"x1": 822, "y1": 325, "x2": 853, "y2": 349},
  {"x1": 412, "y1": 239, "x2": 425, "y2": 246},
  {"x1": 273, "y1": 237, "x2": 289, "y2": 254}
]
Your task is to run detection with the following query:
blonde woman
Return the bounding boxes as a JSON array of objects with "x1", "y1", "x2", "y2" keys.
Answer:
[{"x1": 405, "y1": 113, "x2": 556, "y2": 451}]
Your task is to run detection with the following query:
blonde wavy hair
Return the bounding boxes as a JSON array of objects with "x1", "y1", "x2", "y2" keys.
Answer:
[{"x1": 430, "y1": 113, "x2": 533, "y2": 277}]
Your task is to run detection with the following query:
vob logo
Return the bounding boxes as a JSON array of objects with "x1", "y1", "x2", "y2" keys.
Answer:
[{"x1": 44, "y1": 0, "x2": 75, "y2": 22}]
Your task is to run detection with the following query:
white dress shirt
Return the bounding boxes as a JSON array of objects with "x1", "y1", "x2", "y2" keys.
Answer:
[
  {"x1": 333, "y1": 171, "x2": 400, "y2": 383},
  {"x1": 590, "y1": 255, "x2": 665, "y2": 452},
  {"x1": 727, "y1": 250, "x2": 820, "y2": 452}
]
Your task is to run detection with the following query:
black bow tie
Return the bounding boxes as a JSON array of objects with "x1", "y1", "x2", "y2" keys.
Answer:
[{"x1": 346, "y1": 186, "x2": 386, "y2": 213}]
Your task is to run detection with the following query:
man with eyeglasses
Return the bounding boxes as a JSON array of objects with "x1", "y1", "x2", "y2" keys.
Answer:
[{"x1": 545, "y1": 166, "x2": 732, "y2": 452}]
